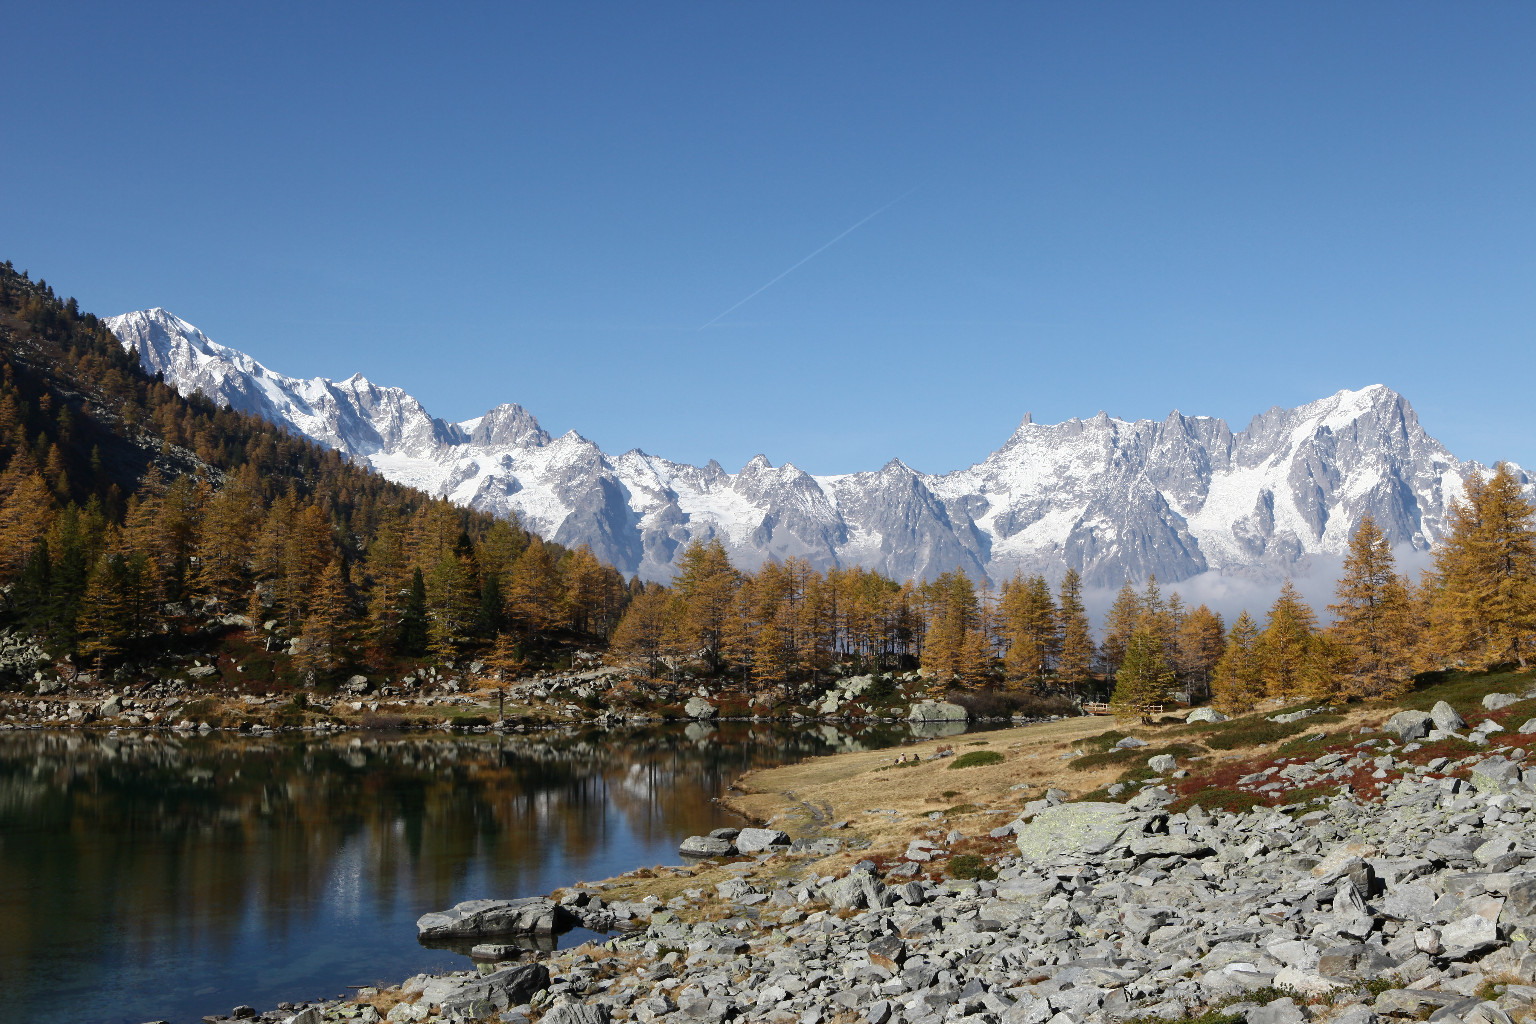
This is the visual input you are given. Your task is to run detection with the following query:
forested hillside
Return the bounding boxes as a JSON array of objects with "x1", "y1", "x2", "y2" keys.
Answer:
[{"x1": 0, "y1": 262, "x2": 629, "y2": 686}]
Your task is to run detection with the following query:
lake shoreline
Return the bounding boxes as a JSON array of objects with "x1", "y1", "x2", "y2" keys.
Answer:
[{"x1": 214, "y1": 688, "x2": 1536, "y2": 1024}]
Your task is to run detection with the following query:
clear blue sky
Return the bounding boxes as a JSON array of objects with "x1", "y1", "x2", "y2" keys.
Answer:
[{"x1": 4, "y1": 3, "x2": 1533, "y2": 474}]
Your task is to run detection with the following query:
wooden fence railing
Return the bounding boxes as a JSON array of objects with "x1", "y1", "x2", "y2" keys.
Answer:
[{"x1": 1081, "y1": 702, "x2": 1163, "y2": 716}]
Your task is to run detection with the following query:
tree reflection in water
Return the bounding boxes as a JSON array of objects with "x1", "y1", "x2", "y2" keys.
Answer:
[{"x1": 0, "y1": 721, "x2": 916, "y2": 1024}]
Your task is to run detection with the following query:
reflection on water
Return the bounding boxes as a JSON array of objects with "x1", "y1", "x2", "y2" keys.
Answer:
[{"x1": 0, "y1": 721, "x2": 924, "y2": 1024}]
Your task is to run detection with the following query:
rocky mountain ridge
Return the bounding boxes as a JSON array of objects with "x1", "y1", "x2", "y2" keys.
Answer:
[{"x1": 106, "y1": 308, "x2": 1529, "y2": 586}]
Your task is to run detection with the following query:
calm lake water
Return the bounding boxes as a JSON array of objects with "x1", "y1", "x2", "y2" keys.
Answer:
[{"x1": 0, "y1": 721, "x2": 958, "y2": 1024}]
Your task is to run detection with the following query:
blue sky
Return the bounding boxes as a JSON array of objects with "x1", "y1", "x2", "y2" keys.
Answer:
[{"x1": 4, "y1": 3, "x2": 1533, "y2": 474}]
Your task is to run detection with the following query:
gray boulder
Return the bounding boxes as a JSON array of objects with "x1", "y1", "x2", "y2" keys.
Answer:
[
  {"x1": 436, "y1": 963, "x2": 549, "y2": 1016},
  {"x1": 1440, "y1": 913, "x2": 1499, "y2": 957},
  {"x1": 1015, "y1": 802, "x2": 1152, "y2": 862},
  {"x1": 1520, "y1": 718, "x2": 1536, "y2": 735},
  {"x1": 416, "y1": 898, "x2": 573, "y2": 940},
  {"x1": 1470, "y1": 756, "x2": 1525, "y2": 795},
  {"x1": 1186, "y1": 707, "x2": 1228, "y2": 724},
  {"x1": 1147, "y1": 753, "x2": 1178, "y2": 774},
  {"x1": 907, "y1": 700, "x2": 968, "y2": 722},
  {"x1": 541, "y1": 1001, "x2": 610, "y2": 1024},
  {"x1": 679, "y1": 835, "x2": 735, "y2": 857},
  {"x1": 98, "y1": 695, "x2": 122, "y2": 717},
  {"x1": 1115, "y1": 736, "x2": 1148, "y2": 749},
  {"x1": 826, "y1": 871, "x2": 888, "y2": 910},
  {"x1": 735, "y1": 827, "x2": 790, "y2": 854},
  {"x1": 1384, "y1": 710, "x2": 1433, "y2": 742},
  {"x1": 1430, "y1": 700, "x2": 1467, "y2": 732},
  {"x1": 684, "y1": 696, "x2": 717, "y2": 719},
  {"x1": 1483, "y1": 692, "x2": 1520, "y2": 711}
]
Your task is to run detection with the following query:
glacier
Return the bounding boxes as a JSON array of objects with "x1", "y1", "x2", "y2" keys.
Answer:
[{"x1": 107, "y1": 307, "x2": 1529, "y2": 587}]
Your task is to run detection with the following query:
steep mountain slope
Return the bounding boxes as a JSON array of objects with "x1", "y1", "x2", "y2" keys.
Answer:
[{"x1": 107, "y1": 308, "x2": 1528, "y2": 585}]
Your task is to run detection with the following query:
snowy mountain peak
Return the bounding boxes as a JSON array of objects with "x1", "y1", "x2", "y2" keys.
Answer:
[{"x1": 108, "y1": 308, "x2": 1528, "y2": 586}]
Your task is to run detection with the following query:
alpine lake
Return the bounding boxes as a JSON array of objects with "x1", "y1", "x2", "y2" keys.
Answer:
[{"x1": 0, "y1": 718, "x2": 983, "y2": 1024}]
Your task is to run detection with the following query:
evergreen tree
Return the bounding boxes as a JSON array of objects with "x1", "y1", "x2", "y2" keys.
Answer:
[
  {"x1": 398, "y1": 567, "x2": 429, "y2": 656},
  {"x1": 426, "y1": 550, "x2": 473, "y2": 662},
  {"x1": 1111, "y1": 628, "x2": 1172, "y2": 724},
  {"x1": 76, "y1": 552, "x2": 129, "y2": 669},
  {"x1": 1056, "y1": 568, "x2": 1095, "y2": 692},
  {"x1": 1101, "y1": 580, "x2": 1141, "y2": 673},
  {"x1": 476, "y1": 570, "x2": 505, "y2": 637}
]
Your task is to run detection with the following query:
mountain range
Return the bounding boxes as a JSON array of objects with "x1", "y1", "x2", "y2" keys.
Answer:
[{"x1": 105, "y1": 308, "x2": 1528, "y2": 587}]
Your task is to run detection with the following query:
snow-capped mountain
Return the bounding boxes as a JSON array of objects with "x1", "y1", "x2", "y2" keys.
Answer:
[{"x1": 107, "y1": 308, "x2": 1527, "y2": 586}]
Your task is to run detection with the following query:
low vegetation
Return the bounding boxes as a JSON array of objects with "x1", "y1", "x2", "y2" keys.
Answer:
[{"x1": 947, "y1": 750, "x2": 1004, "y2": 770}]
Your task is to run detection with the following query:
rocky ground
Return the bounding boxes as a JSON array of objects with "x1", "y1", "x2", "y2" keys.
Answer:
[
  {"x1": 180, "y1": 683, "x2": 1536, "y2": 1024},
  {"x1": 0, "y1": 637, "x2": 1030, "y2": 735}
]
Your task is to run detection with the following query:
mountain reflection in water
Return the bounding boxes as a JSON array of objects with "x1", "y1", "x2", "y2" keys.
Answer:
[{"x1": 0, "y1": 721, "x2": 927, "y2": 1024}]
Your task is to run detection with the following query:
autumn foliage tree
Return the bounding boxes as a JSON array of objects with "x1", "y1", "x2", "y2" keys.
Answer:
[{"x1": 1328, "y1": 514, "x2": 1415, "y2": 697}]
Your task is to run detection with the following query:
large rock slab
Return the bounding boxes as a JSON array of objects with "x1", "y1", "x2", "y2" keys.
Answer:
[
  {"x1": 416, "y1": 898, "x2": 573, "y2": 940},
  {"x1": 907, "y1": 700, "x2": 968, "y2": 722},
  {"x1": 679, "y1": 835, "x2": 735, "y2": 857},
  {"x1": 1384, "y1": 710, "x2": 1433, "y2": 742},
  {"x1": 1015, "y1": 802, "x2": 1152, "y2": 862},
  {"x1": 1470, "y1": 756, "x2": 1525, "y2": 795},
  {"x1": 429, "y1": 963, "x2": 550, "y2": 1016},
  {"x1": 734, "y1": 827, "x2": 790, "y2": 854},
  {"x1": 1186, "y1": 707, "x2": 1228, "y2": 724}
]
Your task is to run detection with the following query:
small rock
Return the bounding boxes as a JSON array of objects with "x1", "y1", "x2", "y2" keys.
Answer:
[{"x1": 679, "y1": 835, "x2": 735, "y2": 857}]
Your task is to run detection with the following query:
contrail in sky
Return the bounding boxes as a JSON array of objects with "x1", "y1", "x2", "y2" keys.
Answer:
[{"x1": 700, "y1": 186, "x2": 920, "y2": 329}]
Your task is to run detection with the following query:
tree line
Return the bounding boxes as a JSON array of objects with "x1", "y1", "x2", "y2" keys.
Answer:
[
  {"x1": 609, "y1": 463, "x2": 1536, "y2": 715},
  {"x1": 4, "y1": 260, "x2": 1532, "y2": 705}
]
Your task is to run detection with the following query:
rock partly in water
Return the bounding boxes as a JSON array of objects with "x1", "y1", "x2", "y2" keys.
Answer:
[
  {"x1": 907, "y1": 700, "x2": 968, "y2": 722},
  {"x1": 684, "y1": 696, "x2": 717, "y2": 719},
  {"x1": 679, "y1": 835, "x2": 735, "y2": 857},
  {"x1": 416, "y1": 898, "x2": 573, "y2": 940}
]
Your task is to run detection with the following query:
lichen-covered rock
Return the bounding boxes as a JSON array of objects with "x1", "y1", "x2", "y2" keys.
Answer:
[
  {"x1": 1483, "y1": 692, "x2": 1520, "y2": 711},
  {"x1": 1015, "y1": 802, "x2": 1153, "y2": 862},
  {"x1": 1470, "y1": 756, "x2": 1525, "y2": 795},
  {"x1": 1186, "y1": 707, "x2": 1228, "y2": 723}
]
